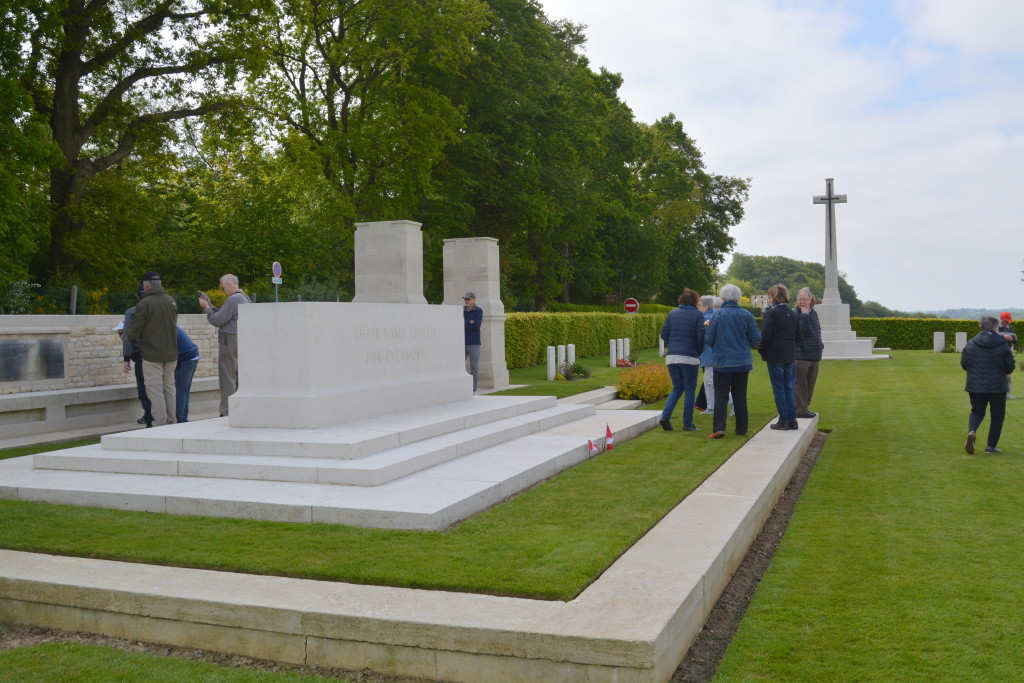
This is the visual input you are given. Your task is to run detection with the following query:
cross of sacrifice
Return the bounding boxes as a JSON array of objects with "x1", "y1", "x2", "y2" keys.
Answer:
[{"x1": 812, "y1": 177, "x2": 847, "y2": 304}]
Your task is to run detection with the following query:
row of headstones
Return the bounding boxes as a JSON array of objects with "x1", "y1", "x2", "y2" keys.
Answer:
[
  {"x1": 542, "y1": 337, "x2": 633, "y2": 380},
  {"x1": 934, "y1": 331, "x2": 968, "y2": 353}
]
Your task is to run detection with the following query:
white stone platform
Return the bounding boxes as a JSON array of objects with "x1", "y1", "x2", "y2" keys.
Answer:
[
  {"x1": 1, "y1": 395, "x2": 656, "y2": 531},
  {"x1": 0, "y1": 417, "x2": 817, "y2": 683}
]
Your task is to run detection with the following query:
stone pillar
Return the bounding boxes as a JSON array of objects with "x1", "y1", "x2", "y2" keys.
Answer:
[
  {"x1": 933, "y1": 332, "x2": 945, "y2": 353},
  {"x1": 442, "y1": 237, "x2": 510, "y2": 390},
  {"x1": 352, "y1": 220, "x2": 427, "y2": 304}
]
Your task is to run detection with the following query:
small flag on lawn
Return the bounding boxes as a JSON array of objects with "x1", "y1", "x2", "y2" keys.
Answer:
[
  {"x1": 588, "y1": 439, "x2": 600, "y2": 454},
  {"x1": 605, "y1": 424, "x2": 614, "y2": 450}
]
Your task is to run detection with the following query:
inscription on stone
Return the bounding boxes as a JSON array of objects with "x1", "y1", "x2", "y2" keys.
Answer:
[{"x1": 355, "y1": 326, "x2": 437, "y2": 365}]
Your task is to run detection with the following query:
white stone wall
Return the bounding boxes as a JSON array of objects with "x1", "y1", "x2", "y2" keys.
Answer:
[{"x1": 0, "y1": 314, "x2": 219, "y2": 395}]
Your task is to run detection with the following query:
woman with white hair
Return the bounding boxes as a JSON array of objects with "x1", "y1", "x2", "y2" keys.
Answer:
[
  {"x1": 961, "y1": 315, "x2": 1015, "y2": 453},
  {"x1": 704, "y1": 284, "x2": 761, "y2": 439}
]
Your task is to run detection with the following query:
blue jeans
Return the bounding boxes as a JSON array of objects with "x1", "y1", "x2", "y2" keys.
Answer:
[
  {"x1": 174, "y1": 357, "x2": 199, "y2": 423},
  {"x1": 767, "y1": 362, "x2": 796, "y2": 422},
  {"x1": 662, "y1": 363, "x2": 699, "y2": 428}
]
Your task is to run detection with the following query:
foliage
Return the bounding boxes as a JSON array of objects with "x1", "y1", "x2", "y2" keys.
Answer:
[
  {"x1": 0, "y1": 280, "x2": 41, "y2": 314},
  {"x1": 849, "y1": 317, "x2": 979, "y2": 350},
  {"x1": 616, "y1": 363, "x2": 672, "y2": 403},
  {"x1": 505, "y1": 312, "x2": 663, "y2": 369},
  {"x1": 13, "y1": 0, "x2": 274, "y2": 282},
  {"x1": 560, "y1": 361, "x2": 591, "y2": 381}
]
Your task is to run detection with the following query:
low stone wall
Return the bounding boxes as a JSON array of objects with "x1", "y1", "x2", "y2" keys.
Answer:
[{"x1": 0, "y1": 314, "x2": 218, "y2": 395}]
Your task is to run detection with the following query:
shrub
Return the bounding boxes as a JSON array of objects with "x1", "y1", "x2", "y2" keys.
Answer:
[
  {"x1": 505, "y1": 312, "x2": 664, "y2": 369},
  {"x1": 560, "y1": 361, "x2": 591, "y2": 380},
  {"x1": 617, "y1": 363, "x2": 672, "y2": 404}
]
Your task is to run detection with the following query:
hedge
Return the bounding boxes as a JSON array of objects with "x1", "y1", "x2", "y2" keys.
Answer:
[
  {"x1": 505, "y1": 312, "x2": 664, "y2": 370},
  {"x1": 502, "y1": 314, "x2": 989, "y2": 371},
  {"x1": 850, "y1": 317, "x2": 979, "y2": 350}
]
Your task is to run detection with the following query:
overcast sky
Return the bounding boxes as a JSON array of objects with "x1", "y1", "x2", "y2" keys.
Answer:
[{"x1": 539, "y1": 0, "x2": 1023, "y2": 312}]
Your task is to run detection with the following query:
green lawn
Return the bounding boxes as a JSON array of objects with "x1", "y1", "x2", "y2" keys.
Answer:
[
  {"x1": 6, "y1": 350, "x2": 1015, "y2": 680},
  {"x1": 0, "y1": 347, "x2": 777, "y2": 601},
  {"x1": 0, "y1": 642, "x2": 359, "y2": 682},
  {"x1": 716, "y1": 350, "x2": 1024, "y2": 681}
]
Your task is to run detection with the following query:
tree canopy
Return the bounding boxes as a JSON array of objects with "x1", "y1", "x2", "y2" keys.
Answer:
[{"x1": 1, "y1": 0, "x2": 751, "y2": 310}]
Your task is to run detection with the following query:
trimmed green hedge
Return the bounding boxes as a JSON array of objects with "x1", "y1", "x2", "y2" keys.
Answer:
[
  {"x1": 850, "y1": 318, "x2": 978, "y2": 350},
  {"x1": 506, "y1": 312, "x2": 664, "y2": 369}
]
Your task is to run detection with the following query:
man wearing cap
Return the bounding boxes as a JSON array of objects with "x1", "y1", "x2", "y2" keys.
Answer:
[
  {"x1": 125, "y1": 272, "x2": 178, "y2": 426},
  {"x1": 199, "y1": 274, "x2": 251, "y2": 416},
  {"x1": 120, "y1": 284, "x2": 153, "y2": 427},
  {"x1": 463, "y1": 292, "x2": 483, "y2": 392},
  {"x1": 998, "y1": 312, "x2": 1017, "y2": 398}
]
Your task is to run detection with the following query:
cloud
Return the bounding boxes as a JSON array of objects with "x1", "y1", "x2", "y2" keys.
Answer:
[{"x1": 539, "y1": 0, "x2": 1024, "y2": 310}]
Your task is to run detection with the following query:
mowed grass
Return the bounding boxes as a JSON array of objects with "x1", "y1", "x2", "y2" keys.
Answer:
[
  {"x1": 716, "y1": 350, "x2": 1024, "y2": 681},
  {"x1": 0, "y1": 348, "x2": 778, "y2": 601},
  {"x1": 0, "y1": 642, "x2": 358, "y2": 682}
]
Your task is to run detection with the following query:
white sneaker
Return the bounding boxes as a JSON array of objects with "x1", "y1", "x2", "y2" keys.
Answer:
[
  {"x1": 701, "y1": 409, "x2": 714, "y2": 415},
  {"x1": 729, "y1": 407, "x2": 735, "y2": 417}
]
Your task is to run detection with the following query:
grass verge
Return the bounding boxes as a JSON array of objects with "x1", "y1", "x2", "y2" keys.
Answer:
[
  {"x1": 0, "y1": 642, "x2": 358, "y2": 682},
  {"x1": 716, "y1": 350, "x2": 1024, "y2": 680}
]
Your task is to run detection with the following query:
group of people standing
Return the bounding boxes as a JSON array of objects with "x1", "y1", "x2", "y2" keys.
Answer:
[
  {"x1": 961, "y1": 312, "x2": 1017, "y2": 454},
  {"x1": 120, "y1": 272, "x2": 250, "y2": 427},
  {"x1": 659, "y1": 283, "x2": 824, "y2": 438}
]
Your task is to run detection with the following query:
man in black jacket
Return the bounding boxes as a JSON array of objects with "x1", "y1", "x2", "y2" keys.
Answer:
[{"x1": 961, "y1": 315, "x2": 1015, "y2": 454}]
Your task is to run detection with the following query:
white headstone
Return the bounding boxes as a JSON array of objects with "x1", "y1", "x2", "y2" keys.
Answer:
[
  {"x1": 567, "y1": 344, "x2": 576, "y2": 366},
  {"x1": 547, "y1": 346, "x2": 556, "y2": 380},
  {"x1": 557, "y1": 344, "x2": 566, "y2": 373},
  {"x1": 933, "y1": 331, "x2": 945, "y2": 353},
  {"x1": 609, "y1": 339, "x2": 616, "y2": 367},
  {"x1": 955, "y1": 331, "x2": 968, "y2": 352}
]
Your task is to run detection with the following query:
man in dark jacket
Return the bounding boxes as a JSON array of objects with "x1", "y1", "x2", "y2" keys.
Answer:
[
  {"x1": 961, "y1": 315, "x2": 1015, "y2": 453},
  {"x1": 121, "y1": 284, "x2": 153, "y2": 427},
  {"x1": 125, "y1": 271, "x2": 178, "y2": 426},
  {"x1": 793, "y1": 287, "x2": 824, "y2": 418},
  {"x1": 759, "y1": 284, "x2": 802, "y2": 430}
]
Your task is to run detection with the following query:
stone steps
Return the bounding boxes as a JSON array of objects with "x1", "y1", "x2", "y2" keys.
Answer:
[
  {"x1": 97, "y1": 395, "x2": 559, "y2": 460},
  {"x1": 35, "y1": 403, "x2": 595, "y2": 487},
  {"x1": 8, "y1": 410, "x2": 655, "y2": 530}
]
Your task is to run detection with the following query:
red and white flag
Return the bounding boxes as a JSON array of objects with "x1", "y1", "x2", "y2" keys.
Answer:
[
  {"x1": 587, "y1": 439, "x2": 600, "y2": 454},
  {"x1": 605, "y1": 424, "x2": 614, "y2": 450}
]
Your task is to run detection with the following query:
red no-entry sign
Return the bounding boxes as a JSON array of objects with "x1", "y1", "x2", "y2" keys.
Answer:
[{"x1": 623, "y1": 298, "x2": 639, "y2": 314}]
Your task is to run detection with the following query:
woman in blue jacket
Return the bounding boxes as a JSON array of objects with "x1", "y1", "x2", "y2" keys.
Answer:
[
  {"x1": 704, "y1": 284, "x2": 761, "y2": 438},
  {"x1": 659, "y1": 289, "x2": 705, "y2": 431}
]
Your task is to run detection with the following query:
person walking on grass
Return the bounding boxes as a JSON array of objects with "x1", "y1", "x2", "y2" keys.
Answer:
[{"x1": 961, "y1": 315, "x2": 1015, "y2": 454}]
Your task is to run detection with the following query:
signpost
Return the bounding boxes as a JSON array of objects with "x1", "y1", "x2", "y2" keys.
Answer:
[
  {"x1": 623, "y1": 297, "x2": 639, "y2": 314},
  {"x1": 271, "y1": 261, "x2": 283, "y2": 302}
]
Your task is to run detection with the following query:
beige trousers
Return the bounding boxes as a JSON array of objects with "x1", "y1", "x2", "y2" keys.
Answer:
[{"x1": 141, "y1": 360, "x2": 176, "y2": 426}]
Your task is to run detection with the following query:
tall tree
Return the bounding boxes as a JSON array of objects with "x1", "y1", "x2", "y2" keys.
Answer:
[
  {"x1": 16, "y1": 0, "x2": 270, "y2": 282},
  {"x1": 255, "y1": 0, "x2": 488, "y2": 223},
  {"x1": 635, "y1": 115, "x2": 748, "y2": 303}
]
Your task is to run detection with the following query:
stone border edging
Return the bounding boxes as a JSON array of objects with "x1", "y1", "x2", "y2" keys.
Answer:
[{"x1": 0, "y1": 417, "x2": 816, "y2": 682}]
